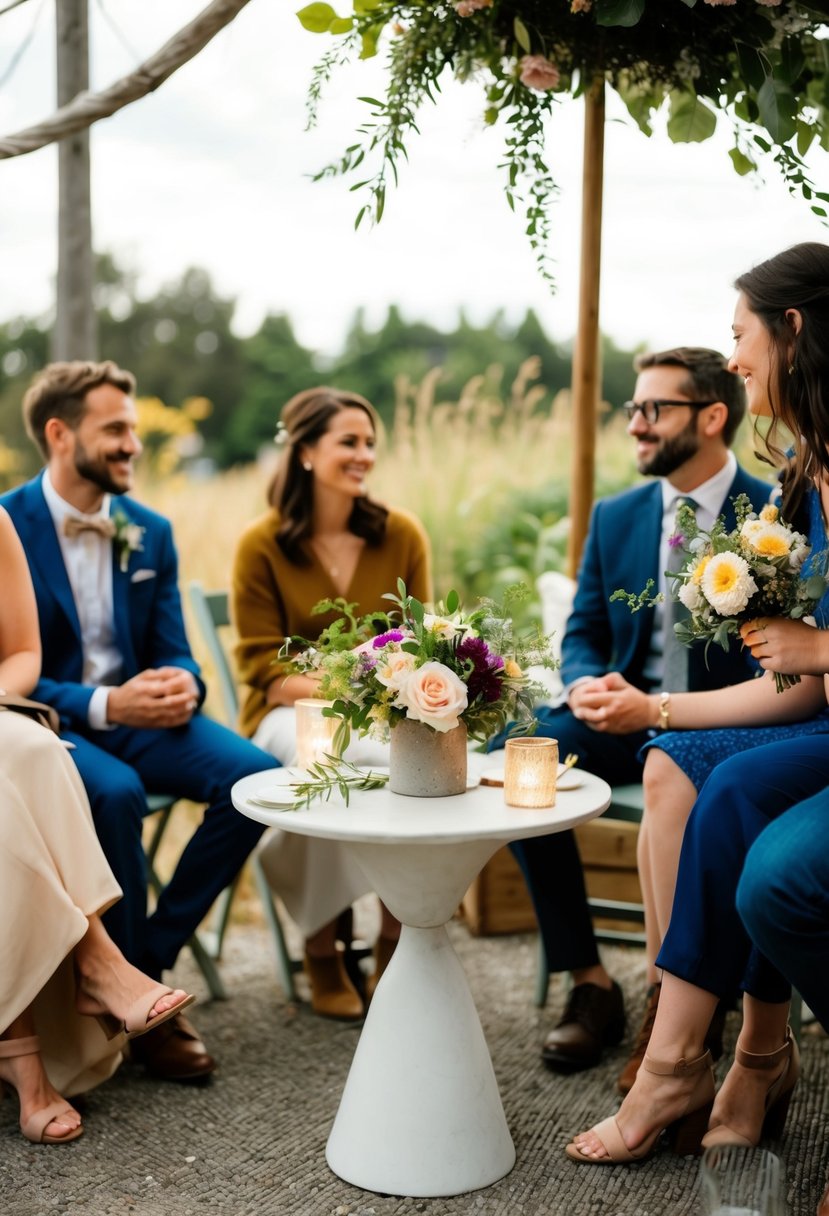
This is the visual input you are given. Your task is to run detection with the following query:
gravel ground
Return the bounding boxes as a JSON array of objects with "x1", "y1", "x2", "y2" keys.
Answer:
[{"x1": 2, "y1": 916, "x2": 827, "y2": 1216}]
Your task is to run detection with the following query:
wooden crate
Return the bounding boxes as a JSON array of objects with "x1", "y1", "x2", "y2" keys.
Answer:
[{"x1": 461, "y1": 816, "x2": 642, "y2": 936}]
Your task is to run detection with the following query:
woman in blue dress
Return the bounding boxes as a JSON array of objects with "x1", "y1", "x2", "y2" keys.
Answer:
[
  {"x1": 566, "y1": 242, "x2": 829, "y2": 1175},
  {"x1": 618, "y1": 480, "x2": 829, "y2": 1091}
]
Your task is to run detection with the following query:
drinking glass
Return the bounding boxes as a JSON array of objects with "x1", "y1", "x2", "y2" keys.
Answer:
[{"x1": 699, "y1": 1144, "x2": 785, "y2": 1216}]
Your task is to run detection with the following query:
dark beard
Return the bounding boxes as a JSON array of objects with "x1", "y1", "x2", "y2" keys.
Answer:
[
  {"x1": 637, "y1": 419, "x2": 701, "y2": 477},
  {"x1": 74, "y1": 449, "x2": 130, "y2": 496}
]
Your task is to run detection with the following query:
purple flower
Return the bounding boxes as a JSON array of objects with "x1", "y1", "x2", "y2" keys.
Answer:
[
  {"x1": 373, "y1": 630, "x2": 405, "y2": 648},
  {"x1": 456, "y1": 636, "x2": 504, "y2": 703},
  {"x1": 668, "y1": 532, "x2": 685, "y2": 549}
]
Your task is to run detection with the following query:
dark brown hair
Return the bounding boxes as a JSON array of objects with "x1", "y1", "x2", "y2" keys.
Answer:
[
  {"x1": 23, "y1": 360, "x2": 136, "y2": 460},
  {"x1": 634, "y1": 346, "x2": 746, "y2": 445},
  {"x1": 734, "y1": 242, "x2": 829, "y2": 522},
  {"x1": 268, "y1": 386, "x2": 388, "y2": 564}
]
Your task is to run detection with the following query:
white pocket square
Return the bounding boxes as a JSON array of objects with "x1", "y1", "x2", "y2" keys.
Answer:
[{"x1": 130, "y1": 569, "x2": 157, "y2": 583}]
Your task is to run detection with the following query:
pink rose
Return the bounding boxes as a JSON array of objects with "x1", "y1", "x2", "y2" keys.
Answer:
[
  {"x1": 393, "y1": 661, "x2": 468, "y2": 732},
  {"x1": 454, "y1": 0, "x2": 491, "y2": 14},
  {"x1": 519, "y1": 55, "x2": 561, "y2": 92}
]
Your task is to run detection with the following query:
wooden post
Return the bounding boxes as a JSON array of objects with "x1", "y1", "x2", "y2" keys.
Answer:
[
  {"x1": 54, "y1": 0, "x2": 96, "y2": 361},
  {"x1": 566, "y1": 77, "x2": 605, "y2": 579}
]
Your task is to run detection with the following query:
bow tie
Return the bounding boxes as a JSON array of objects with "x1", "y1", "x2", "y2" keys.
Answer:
[{"x1": 63, "y1": 515, "x2": 116, "y2": 540}]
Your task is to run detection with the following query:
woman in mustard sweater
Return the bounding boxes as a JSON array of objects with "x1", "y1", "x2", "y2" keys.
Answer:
[{"x1": 232, "y1": 387, "x2": 432, "y2": 1020}]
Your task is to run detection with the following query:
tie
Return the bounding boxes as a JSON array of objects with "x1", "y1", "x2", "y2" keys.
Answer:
[
  {"x1": 661, "y1": 497, "x2": 697, "y2": 693},
  {"x1": 63, "y1": 515, "x2": 116, "y2": 540}
]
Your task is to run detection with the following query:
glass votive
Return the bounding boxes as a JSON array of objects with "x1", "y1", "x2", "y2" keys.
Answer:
[
  {"x1": 503, "y1": 737, "x2": 558, "y2": 808},
  {"x1": 699, "y1": 1144, "x2": 784, "y2": 1216},
  {"x1": 295, "y1": 698, "x2": 340, "y2": 770}
]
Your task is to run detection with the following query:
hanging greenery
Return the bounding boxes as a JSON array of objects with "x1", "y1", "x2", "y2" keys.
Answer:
[{"x1": 298, "y1": 0, "x2": 829, "y2": 284}]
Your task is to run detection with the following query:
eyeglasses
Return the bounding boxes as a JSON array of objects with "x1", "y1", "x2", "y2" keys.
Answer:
[{"x1": 622, "y1": 399, "x2": 718, "y2": 424}]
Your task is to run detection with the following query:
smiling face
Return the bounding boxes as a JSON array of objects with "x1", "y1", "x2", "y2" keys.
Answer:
[
  {"x1": 51, "y1": 382, "x2": 143, "y2": 501},
  {"x1": 627, "y1": 366, "x2": 705, "y2": 477},
  {"x1": 301, "y1": 406, "x2": 376, "y2": 498},
  {"x1": 729, "y1": 292, "x2": 777, "y2": 418}
]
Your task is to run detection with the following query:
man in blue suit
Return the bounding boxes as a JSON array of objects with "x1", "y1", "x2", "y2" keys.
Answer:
[
  {"x1": 2, "y1": 360, "x2": 279, "y2": 1082},
  {"x1": 503, "y1": 348, "x2": 772, "y2": 1076}
]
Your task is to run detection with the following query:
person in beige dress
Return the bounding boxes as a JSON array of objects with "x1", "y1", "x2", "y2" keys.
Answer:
[{"x1": 0, "y1": 506, "x2": 193, "y2": 1144}]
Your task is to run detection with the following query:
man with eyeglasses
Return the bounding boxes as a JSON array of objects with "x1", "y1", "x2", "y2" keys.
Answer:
[{"x1": 506, "y1": 347, "x2": 772, "y2": 1079}]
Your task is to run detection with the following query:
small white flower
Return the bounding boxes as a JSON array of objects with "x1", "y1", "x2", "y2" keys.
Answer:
[
  {"x1": 422, "y1": 613, "x2": 460, "y2": 640},
  {"x1": 374, "y1": 648, "x2": 417, "y2": 691},
  {"x1": 701, "y1": 552, "x2": 758, "y2": 615},
  {"x1": 678, "y1": 581, "x2": 703, "y2": 612}
]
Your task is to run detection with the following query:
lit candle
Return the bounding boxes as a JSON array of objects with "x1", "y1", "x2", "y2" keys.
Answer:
[
  {"x1": 503, "y1": 737, "x2": 557, "y2": 808},
  {"x1": 295, "y1": 698, "x2": 340, "y2": 770}
]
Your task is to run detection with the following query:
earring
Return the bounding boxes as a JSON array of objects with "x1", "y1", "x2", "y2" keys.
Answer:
[
  {"x1": 788, "y1": 364, "x2": 796, "y2": 376},
  {"x1": 302, "y1": 461, "x2": 313, "y2": 471}
]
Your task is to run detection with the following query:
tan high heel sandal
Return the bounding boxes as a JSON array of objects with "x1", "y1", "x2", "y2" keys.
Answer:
[
  {"x1": 702, "y1": 1026, "x2": 800, "y2": 1149},
  {"x1": 77, "y1": 980, "x2": 196, "y2": 1041},
  {"x1": 0, "y1": 1036, "x2": 83, "y2": 1145},
  {"x1": 566, "y1": 1048, "x2": 715, "y2": 1165}
]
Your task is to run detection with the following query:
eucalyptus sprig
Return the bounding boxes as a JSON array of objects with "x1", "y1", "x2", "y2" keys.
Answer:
[{"x1": 289, "y1": 756, "x2": 389, "y2": 808}]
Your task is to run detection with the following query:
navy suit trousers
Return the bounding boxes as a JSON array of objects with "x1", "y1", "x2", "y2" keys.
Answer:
[
  {"x1": 737, "y1": 787, "x2": 829, "y2": 1030},
  {"x1": 493, "y1": 705, "x2": 649, "y2": 973},
  {"x1": 658, "y1": 733, "x2": 829, "y2": 1004},
  {"x1": 64, "y1": 714, "x2": 277, "y2": 976}
]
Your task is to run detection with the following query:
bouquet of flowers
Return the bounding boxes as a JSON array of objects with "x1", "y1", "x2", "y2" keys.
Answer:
[
  {"x1": 614, "y1": 496, "x2": 828, "y2": 693},
  {"x1": 284, "y1": 580, "x2": 557, "y2": 756}
]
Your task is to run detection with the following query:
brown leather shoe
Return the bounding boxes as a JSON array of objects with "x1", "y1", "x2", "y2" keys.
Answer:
[
  {"x1": 617, "y1": 987, "x2": 728, "y2": 1095},
  {"x1": 541, "y1": 980, "x2": 625, "y2": 1073},
  {"x1": 129, "y1": 1012, "x2": 216, "y2": 1082},
  {"x1": 617, "y1": 982, "x2": 661, "y2": 1095},
  {"x1": 817, "y1": 1180, "x2": 829, "y2": 1216}
]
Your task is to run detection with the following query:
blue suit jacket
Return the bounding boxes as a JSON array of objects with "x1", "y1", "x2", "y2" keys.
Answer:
[
  {"x1": 1, "y1": 472, "x2": 205, "y2": 730},
  {"x1": 561, "y1": 465, "x2": 773, "y2": 693}
]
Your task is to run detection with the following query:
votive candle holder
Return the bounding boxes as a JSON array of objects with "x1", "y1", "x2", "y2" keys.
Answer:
[
  {"x1": 295, "y1": 698, "x2": 340, "y2": 770},
  {"x1": 503, "y1": 737, "x2": 558, "y2": 808}
]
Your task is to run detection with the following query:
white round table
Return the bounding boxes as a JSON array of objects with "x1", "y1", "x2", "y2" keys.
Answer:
[{"x1": 232, "y1": 768, "x2": 611, "y2": 1198}]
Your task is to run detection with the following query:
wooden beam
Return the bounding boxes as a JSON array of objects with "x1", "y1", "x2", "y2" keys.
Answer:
[{"x1": 566, "y1": 78, "x2": 605, "y2": 580}]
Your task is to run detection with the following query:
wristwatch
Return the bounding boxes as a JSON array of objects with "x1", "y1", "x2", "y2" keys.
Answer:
[{"x1": 657, "y1": 691, "x2": 671, "y2": 731}]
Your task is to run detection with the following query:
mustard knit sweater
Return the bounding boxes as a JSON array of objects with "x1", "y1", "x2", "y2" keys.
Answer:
[{"x1": 231, "y1": 506, "x2": 432, "y2": 738}]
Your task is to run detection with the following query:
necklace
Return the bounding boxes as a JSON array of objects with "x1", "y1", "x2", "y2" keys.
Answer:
[{"x1": 311, "y1": 537, "x2": 342, "y2": 579}]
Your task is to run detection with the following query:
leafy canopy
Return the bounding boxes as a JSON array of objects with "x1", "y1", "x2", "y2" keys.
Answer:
[{"x1": 298, "y1": 0, "x2": 829, "y2": 284}]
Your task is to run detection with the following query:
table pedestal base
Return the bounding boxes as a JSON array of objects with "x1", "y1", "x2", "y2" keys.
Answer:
[{"x1": 326, "y1": 922, "x2": 515, "y2": 1197}]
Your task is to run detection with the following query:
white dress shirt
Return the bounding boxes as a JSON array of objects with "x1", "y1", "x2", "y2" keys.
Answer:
[
  {"x1": 42, "y1": 471, "x2": 122, "y2": 728},
  {"x1": 641, "y1": 450, "x2": 738, "y2": 687}
]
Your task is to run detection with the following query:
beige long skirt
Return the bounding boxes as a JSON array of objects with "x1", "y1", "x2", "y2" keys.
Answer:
[{"x1": 0, "y1": 712, "x2": 123, "y2": 1096}]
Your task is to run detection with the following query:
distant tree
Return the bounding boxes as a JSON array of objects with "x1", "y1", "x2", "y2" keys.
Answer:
[{"x1": 230, "y1": 314, "x2": 317, "y2": 464}]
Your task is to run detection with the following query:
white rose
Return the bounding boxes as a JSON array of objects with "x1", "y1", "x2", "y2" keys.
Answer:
[
  {"x1": 393, "y1": 661, "x2": 468, "y2": 732},
  {"x1": 374, "y1": 648, "x2": 417, "y2": 691}
]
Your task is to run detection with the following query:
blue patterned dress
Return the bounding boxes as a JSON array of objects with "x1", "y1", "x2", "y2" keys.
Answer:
[{"x1": 641, "y1": 486, "x2": 829, "y2": 792}]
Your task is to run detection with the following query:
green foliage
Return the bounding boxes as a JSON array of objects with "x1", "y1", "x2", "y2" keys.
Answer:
[
  {"x1": 0, "y1": 256, "x2": 649, "y2": 476},
  {"x1": 299, "y1": 1, "x2": 829, "y2": 282}
]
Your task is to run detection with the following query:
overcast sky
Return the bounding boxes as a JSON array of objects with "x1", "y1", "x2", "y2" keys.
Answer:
[{"x1": 1, "y1": 1, "x2": 828, "y2": 359}]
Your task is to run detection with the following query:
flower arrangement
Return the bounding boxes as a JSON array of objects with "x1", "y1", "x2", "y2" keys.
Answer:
[
  {"x1": 299, "y1": 0, "x2": 829, "y2": 283},
  {"x1": 613, "y1": 496, "x2": 829, "y2": 691},
  {"x1": 285, "y1": 580, "x2": 557, "y2": 753},
  {"x1": 112, "y1": 509, "x2": 145, "y2": 573}
]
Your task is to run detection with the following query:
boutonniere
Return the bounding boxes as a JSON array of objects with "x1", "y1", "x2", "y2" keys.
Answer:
[{"x1": 112, "y1": 508, "x2": 146, "y2": 573}]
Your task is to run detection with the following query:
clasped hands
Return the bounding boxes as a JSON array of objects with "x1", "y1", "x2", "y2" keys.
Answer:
[
  {"x1": 568, "y1": 673, "x2": 655, "y2": 734},
  {"x1": 107, "y1": 666, "x2": 200, "y2": 728}
]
